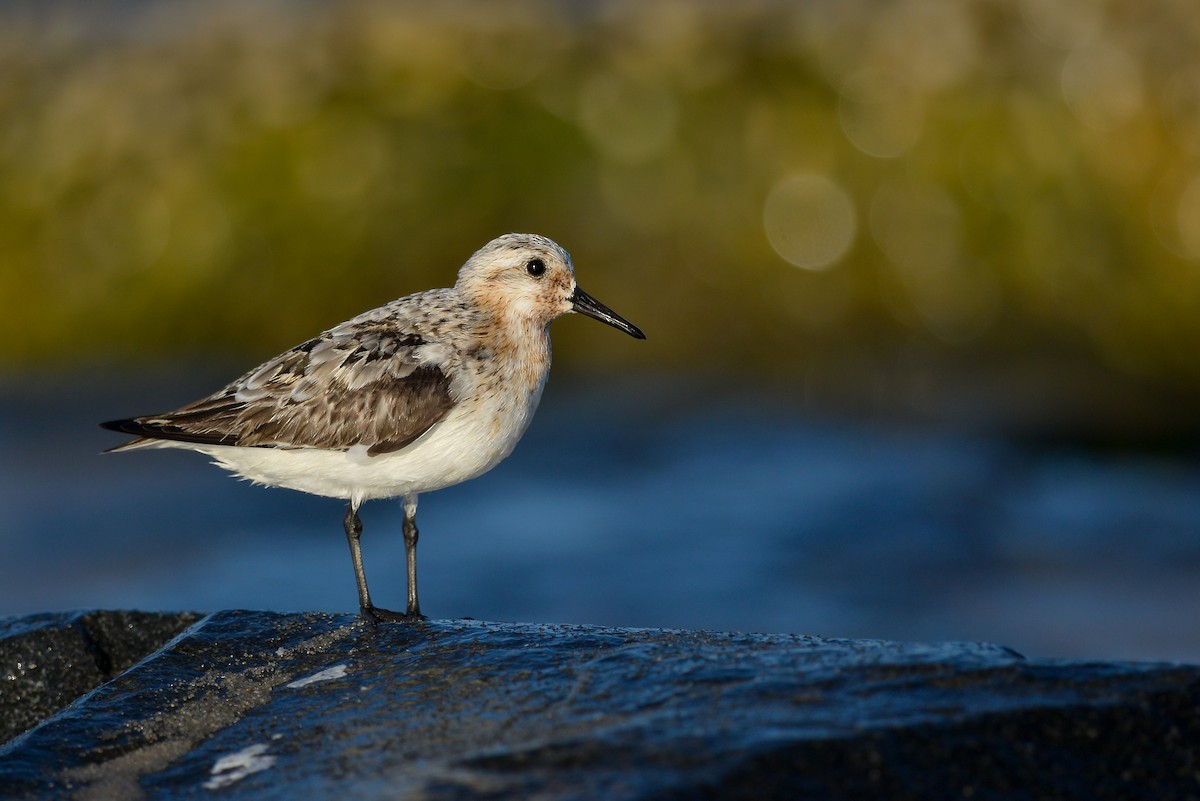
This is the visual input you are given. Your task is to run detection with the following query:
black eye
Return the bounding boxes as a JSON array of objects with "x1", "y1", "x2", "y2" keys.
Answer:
[{"x1": 526, "y1": 258, "x2": 546, "y2": 277}]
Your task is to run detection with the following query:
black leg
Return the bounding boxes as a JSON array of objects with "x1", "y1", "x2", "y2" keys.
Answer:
[
  {"x1": 343, "y1": 502, "x2": 372, "y2": 611},
  {"x1": 343, "y1": 501, "x2": 412, "y2": 624},
  {"x1": 403, "y1": 494, "x2": 425, "y2": 618}
]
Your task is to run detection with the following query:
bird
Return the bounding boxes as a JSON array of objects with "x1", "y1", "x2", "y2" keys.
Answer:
[{"x1": 101, "y1": 233, "x2": 645, "y2": 623}]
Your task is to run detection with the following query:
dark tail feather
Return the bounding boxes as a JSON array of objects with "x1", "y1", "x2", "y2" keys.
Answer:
[
  {"x1": 99, "y1": 417, "x2": 241, "y2": 448},
  {"x1": 100, "y1": 418, "x2": 148, "y2": 436}
]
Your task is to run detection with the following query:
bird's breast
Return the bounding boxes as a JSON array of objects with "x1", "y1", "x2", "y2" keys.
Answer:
[{"x1": 457, "y1": 333, "x2": 550, "y2": 451}]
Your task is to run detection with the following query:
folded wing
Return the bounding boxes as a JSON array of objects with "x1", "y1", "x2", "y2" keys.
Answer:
[{"x1": 102, "y1": 322, "x2": 456, "y2": 456}]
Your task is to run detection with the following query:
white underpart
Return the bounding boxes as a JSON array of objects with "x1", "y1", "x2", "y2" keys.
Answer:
[{"x1": 140, "y1": 364, "x2": 546, "y2": 506}]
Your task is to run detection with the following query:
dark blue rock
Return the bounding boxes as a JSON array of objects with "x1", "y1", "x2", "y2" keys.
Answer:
[
  {"x1": 0, "y1": 610, "x2": 200, "y2": 745},
  {"x1": 1, "y1": 611, "x2": 1197, "y2": 799}
]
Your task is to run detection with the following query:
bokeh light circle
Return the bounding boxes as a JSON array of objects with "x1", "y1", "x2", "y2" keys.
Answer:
[
  {"x1": 838, "y1": 70, "x2": 923, "y2": 158},
  {"x1": 763, "y1": 174, "x2": 857, "y2": 271},
  {"x1": 1061, "y1": 41, "x2": 1143, "y2": 131}
]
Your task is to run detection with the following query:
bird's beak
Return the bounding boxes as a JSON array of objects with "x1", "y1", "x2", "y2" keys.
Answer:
[{"x1": 569, "y1": 286, "x2": 646, "y2": 339}]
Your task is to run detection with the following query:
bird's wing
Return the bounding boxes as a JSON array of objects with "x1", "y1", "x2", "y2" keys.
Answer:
[{"x1": 102, "y1": 318, "x2": 457, "y2": 456}]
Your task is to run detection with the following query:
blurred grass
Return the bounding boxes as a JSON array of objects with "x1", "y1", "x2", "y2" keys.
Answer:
[{"x1": 3, "y1": 0, "x2": 1200, "y2": 430}]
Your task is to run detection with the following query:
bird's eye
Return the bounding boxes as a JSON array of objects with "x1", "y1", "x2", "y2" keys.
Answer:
[{"x1": 526, "y1": 258, "x2": 546, "y2": 277}]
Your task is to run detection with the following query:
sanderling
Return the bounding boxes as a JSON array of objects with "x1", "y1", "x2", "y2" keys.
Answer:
[{"x1": 101, "y1": 233, "x2": 645, "y2": 622}]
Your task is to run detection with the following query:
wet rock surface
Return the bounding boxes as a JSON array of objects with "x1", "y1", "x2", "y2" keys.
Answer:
[
  {"x1": 0, "y1": 610, "x2": 201, "y2": 745},
  {"x1": 1, "y1": 611, "x2": 1197, "y2": 800}
]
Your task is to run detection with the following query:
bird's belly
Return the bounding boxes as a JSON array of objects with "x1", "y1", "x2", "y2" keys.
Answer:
[{"x1": 185, "y1": 394, "x2": 536, "y2": 504}]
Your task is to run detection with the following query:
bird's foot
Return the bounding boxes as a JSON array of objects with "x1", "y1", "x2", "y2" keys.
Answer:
[{"x1": 360, "y1": 604, "x2": 427, "y2": 624}]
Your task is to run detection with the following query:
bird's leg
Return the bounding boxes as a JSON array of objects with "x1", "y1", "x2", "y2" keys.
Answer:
[
  {"x1": 402, "y1": 494, "x2": 424, "y2": 618},
  {"x1": 343, "y1": 502, "x2": 410, "y2": 624},
  {"x1": 343, "y1": 502, "x2": 372, "y2": 611}
]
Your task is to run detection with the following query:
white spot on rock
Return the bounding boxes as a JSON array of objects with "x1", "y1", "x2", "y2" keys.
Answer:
[
  {"x1": 203, "y1": 743, "x2": 276, "y2": 790},
  {"x1": 286, "y1": 663, "x2": 349, "y2": 689}
]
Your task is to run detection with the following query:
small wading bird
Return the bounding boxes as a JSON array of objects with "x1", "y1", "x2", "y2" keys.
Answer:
[{"x1": 102, "y1": 233, "x2": 645, "y2": 622}]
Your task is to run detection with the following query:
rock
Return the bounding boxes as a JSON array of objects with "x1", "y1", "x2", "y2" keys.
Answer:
[
  {"x1": 0, "y1": 610, "x2": 201, "y2": 745},
  {"x1": 0, "y1": 611, "x2": 1197, "y2": 800}
]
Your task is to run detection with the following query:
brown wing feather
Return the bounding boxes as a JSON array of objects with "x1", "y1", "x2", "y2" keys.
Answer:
[{"x1": 102, "y1": 322, "x2": 457, "y2": 455}]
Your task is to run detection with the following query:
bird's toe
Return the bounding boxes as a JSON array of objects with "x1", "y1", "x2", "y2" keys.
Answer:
[{"x1": 361, "y1": 604, "x2": 426, "y2": 624}]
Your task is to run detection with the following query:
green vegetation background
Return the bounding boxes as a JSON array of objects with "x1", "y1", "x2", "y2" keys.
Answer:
[{"x1": 3, "y1": 0, "x2": 1198, "y2": 433}]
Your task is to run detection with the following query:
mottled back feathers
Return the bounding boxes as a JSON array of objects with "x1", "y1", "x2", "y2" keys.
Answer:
[{"x1": 103, "y1": 304, "x2": 460, "y2": 456}]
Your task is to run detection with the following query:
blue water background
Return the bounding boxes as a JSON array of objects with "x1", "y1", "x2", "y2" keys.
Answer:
[{"x1": 2, "y1": 369, "x2": 1198, "y2": 663}]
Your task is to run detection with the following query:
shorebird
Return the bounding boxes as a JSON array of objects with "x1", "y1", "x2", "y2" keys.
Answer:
[{"x1": 101, "y1": 233, "x2": 645, "y2": 622}]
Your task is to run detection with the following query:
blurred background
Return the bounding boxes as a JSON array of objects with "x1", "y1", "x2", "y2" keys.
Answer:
[{"x1": 1, "y1": 0, "x2": 1198, "y2": 661}]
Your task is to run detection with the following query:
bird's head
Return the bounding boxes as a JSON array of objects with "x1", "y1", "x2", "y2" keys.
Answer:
[{"x1": 456, "y1": 233, "x2": 645, "y2": 339}]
